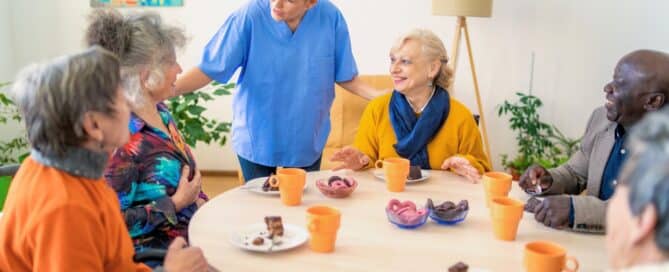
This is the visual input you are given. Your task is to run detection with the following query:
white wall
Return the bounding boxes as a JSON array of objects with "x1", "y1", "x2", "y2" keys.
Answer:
[
  {"x1": 0, "y1": 0, "x2": 14, "y2": 82},
  {"x1": 3, "y1": 0, "x2": 669, "y2": 170}
]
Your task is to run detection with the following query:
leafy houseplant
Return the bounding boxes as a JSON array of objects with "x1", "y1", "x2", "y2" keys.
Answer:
[
  {"x1": 497, "y1": 92, "x2": 581, "y2": 179},
  {"x1": 167, "y1": 81, "x2": 233, "y2": 148},
  {"x1": 0, "y1": 81, "x2": 28, "y2": 211},
  {"x1": 0, "y1": 82, "x2": 29, "y2": 165}
]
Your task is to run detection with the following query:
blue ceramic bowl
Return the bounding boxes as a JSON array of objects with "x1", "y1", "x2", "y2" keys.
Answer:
[
  {"x1": 428, "y1": 209, "x2": 468, "y2": 225},
  {"x1": 385, "y1": 208, "x2": 429, "y2": 229}
]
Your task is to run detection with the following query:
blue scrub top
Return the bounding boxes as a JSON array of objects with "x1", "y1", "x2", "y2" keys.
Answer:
[{"x1": 199, "y1": 0, "x2": 358, "y2": 167}]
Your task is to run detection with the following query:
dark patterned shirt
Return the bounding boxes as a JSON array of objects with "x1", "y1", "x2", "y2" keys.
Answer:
[{"x1": 104, "y1": 103, "x2": 208, "y2": 252}]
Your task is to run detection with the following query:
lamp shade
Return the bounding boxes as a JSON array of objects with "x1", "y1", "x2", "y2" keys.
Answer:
[{"x1": 432, "y1": 0, "x2": 493, "y2": 17}]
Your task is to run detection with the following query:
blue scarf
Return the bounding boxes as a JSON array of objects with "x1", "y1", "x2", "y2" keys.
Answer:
[{"x1": 389, "y1": 86, "x2": 450, "y2": 169}]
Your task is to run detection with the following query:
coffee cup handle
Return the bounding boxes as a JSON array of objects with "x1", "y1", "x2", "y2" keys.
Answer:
[
  {"x1": 563, "y1": 255, "x2": 579, "y2": 272},
  {"x1": 374, "y1": 160, "x2": 383, "y2": 169},
  {"x1": 308, "y1": 220, "x2": 318, "y2": 232},
  {"x1": 269, "y1": 175, "x2": 280, "y2": 188}
]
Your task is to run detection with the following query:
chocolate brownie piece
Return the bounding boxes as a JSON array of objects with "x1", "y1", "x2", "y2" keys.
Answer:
[
  {"x1": 264, "y1": 216, "x2": 284, "y2": 239},
  {"x1": 409, "y1": 165, "x2": 422, "y2": 180},
  {"x1": 448, "y1": 262, "x2": 468, "y2": 272}
]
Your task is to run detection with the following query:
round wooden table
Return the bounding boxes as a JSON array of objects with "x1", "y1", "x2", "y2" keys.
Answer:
[{"x1": 189, "y1": 170, "x2": 607, "y2": 271}]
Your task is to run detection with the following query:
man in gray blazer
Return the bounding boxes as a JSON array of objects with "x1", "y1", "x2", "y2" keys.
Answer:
[{"x1": 519, "y1": 49, "x2": 669, "y2": 233}]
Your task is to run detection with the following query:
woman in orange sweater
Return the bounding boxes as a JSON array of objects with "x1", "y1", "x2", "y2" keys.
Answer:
[
  {"x1": 0, "y1": 47, "x2": 208, "y2": 271},
  {"x1": 330, "y1": 29, "x2": 490, "y2": 182}
]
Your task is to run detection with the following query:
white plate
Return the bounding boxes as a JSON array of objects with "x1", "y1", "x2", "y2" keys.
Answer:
[
  {"x1": 373, "y1": 169, "x2": 430, "y2": 184},
  {"x1": 241, "y1": 176, "x2": 308, "y2": 195},
  {"x1": 229, "y1": 223, "x2": 308, "y2": 253}
]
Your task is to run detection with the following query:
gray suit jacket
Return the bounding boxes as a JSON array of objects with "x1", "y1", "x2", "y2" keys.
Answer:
[{"x1": 544, "y1": 107, "x2": 615, "y2": 233}]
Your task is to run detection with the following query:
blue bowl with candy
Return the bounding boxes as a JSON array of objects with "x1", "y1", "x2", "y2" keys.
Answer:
[
  {"x1": 385, "y1": 199, "x2": 430, "y2": 229},
  {"x1": 426, "y1": 198, "x2": 469, "y2": 226}
]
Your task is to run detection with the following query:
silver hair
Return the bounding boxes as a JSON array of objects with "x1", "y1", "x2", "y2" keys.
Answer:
[
  {"x1": 620, "y1": 106, "x2": 669, "y2": 252},
  {"x1": 85, "y1": 9, "x2": 186, "y2": 107},
  {"x1": 11, "y1": 46, "x2": 121, "y2": 156}
]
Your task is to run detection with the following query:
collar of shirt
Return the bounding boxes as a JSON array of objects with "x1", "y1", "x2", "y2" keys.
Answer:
[
  {"x1": 128, "y1": 103, "x2": 171, "y2": 139},
  {"x1": 31, "y1": 147, "x2": 108, "y2": 179},
  {"x1": 615, "y1": 124, "x2": 626, "y2": 139}
]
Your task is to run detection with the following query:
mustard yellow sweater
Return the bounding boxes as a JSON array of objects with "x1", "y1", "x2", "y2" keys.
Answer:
[{"x1": 353, "y1": 93, "x2": 491, "y2": 173}]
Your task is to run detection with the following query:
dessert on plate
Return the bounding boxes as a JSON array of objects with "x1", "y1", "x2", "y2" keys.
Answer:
[
  {"x1": 262, "y1": 176, "x2": 279, "y2": 192},
  {"x1": 408, "y1": 165, "x2": 422, "y2": 180}
]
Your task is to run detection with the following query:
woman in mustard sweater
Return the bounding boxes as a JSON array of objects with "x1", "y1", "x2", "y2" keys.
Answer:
[{"x1": 330, "y1": 29, "x2": 490, "y2": 182}]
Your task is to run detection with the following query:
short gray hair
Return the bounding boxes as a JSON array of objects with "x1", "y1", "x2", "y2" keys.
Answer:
[
  {"x1": 620, "y1": 107, "x2": 669, "y2": 252},
  {"x1": 85, "y1": 9, "x2": 186, "y2": 106},
  {"x1": 11, "y1": 46, "x2": 121, "y2": 156}
]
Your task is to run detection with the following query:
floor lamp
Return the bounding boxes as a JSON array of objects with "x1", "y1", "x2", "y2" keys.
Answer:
[{"x1": 432, "y1": 0, "x2": 493, "y2": 166}]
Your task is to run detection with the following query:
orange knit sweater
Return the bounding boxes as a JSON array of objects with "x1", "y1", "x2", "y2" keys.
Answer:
[{"x1": 0, "y1": 157, "x2": 151, "y2": 271}]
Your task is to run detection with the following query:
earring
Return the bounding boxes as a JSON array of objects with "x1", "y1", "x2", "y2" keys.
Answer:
[{"x1": 427, "y1": 78, "x2": 434, "y2": 87}]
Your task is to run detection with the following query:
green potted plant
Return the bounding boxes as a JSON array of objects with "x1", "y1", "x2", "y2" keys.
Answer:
[
  {"x1": 167, "y1": 81, "x2": 233, "y2": 148},
  {"x1": 0, "y1": 82, "x2": 29, "y2": 211},
  {"x1": 497, "y1": 92, "x2": 580, "y2": 179}
]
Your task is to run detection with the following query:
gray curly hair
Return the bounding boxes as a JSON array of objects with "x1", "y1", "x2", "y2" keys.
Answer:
[
  {"x1": 620, "y1": 106, "x2": 669, "y2": 252},
  {"x1": 11, "y1": 46, "x2": 121, "y2": 156},
  {"x1": 85, "y1": 9, "x2": 186, "y2": 106}
]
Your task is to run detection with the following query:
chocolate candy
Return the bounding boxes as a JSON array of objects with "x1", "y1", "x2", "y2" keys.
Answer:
[
  {"x1": 428, "y1": 198, "x2": 469, "y2": 220},
  {"x1": 448, "y1": 261, "x2": 468, "y2": 272},
  {"x1": 252, "y1": 237, "x2": 264, "y2": 245},
  {"x1": 327, "y1": 176, "x2": 352, "y2": 187}
]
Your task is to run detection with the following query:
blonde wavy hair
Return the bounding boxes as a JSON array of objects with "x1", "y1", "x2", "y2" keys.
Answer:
[{"x1": 390, "y1": 28, "x2": 453, "y2": 90}]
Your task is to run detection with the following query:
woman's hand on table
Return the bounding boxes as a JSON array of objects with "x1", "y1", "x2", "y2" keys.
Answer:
[
  {"x1": 441, "y1": 156, "x2": 481, "y2": 183},
  {"x1": 171, "y1": 165, "x2": 203, "y2": 212},
  {"x1": 164, "y1": 236, "x2": 210, "y2": 272},
  {"x1": 330, "y1": 147, "x2": 370, "y2": 171},
  {"x1": 196, "y1": 198, "x2": 207, "y2": 208}
]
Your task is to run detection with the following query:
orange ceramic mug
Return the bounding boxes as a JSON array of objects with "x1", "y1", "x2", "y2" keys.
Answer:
[
  {"x1": 524, "y1": 241, "x2": 579, "y2": 272},
  {"x1": 306, "y1": 205, "x2": 341, "y2": 253},
  {"x1": 490, "y1": 196, "x2": 524, "y2": 241},
  {"x1": 482, "y1": 172, "x2": 512, "y2": 207},
  {"x1": 375, "y1": 157, "x2": 410, "y2": 192},
  {"x1": 269, "y1": 168, "x2": 306, "y2": 206}
]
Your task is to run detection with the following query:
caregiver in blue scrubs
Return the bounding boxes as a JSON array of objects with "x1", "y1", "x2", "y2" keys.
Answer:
[{"x1": 176, "y1": 0, "x2": 382, "y2": 181}]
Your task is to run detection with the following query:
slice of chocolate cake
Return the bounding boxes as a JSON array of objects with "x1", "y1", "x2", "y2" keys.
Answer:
[
  {"x1": 409, "y1": 165, "x2": 422, "y2": 180},
  {"x1": 264, "y1": 216, "x2": 284, "y2": 241},
  {"x1": 448, "y1": 262, "x2": 468, "y2": 272}
]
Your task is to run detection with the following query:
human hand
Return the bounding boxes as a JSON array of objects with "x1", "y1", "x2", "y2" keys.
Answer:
[
  {"x1": 171, "y1": 166, "x2": 202, "y2": 212},
  {"x1": 330, "y1": 147, "x2": 371, "y2": 171},
  {"x1": 519, "y1": 164, "x2": 554, "y2": 194},
  {"x1": 441, "y1": 156, "x2": 481, "y2": 183},
  {"x1": 163, "y1": 237, "x2": 209, "y2": 272},
  {"x1": 533, "y1": 195, "x2": 571, "y2": 229},
  {"x1": 196, "y1": 198, "x2": 207, "y2": 208}
]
